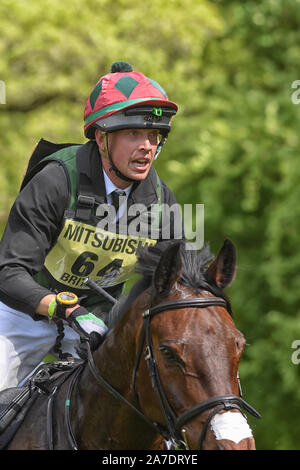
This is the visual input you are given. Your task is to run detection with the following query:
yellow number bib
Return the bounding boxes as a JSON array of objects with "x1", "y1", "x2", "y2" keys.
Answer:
[{"x1": 44, "y1": 219, "x2": 156, "y2": 290}]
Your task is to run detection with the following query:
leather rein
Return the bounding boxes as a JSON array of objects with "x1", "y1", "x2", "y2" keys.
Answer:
[{"x1": 60, "y1": 296, "x2": 261, "y2": 450}]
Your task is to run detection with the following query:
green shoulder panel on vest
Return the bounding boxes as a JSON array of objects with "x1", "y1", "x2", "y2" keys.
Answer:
[
  {"x1": 21, "y1": 139, "x2": 81, "y2": 211},
  {"x1": 41, "y1": 145, "x2": 81, "y2": 211}
]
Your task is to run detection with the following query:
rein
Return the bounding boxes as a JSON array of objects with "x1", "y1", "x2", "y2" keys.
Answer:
[{"x1": 56, "y1": 295, "x2": 261, "y2": 450}]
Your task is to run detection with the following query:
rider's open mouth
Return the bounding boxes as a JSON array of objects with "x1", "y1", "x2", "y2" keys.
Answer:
[{"x1": 130, "y1": 159, "x2": 151, "y2": 170}]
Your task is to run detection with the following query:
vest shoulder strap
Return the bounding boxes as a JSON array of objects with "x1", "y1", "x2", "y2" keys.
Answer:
[
  {"x1": 154, "y1": 172, "x2": 162, "y2": 228},
  {"x1": 74, "y1": 142, "x2": 106, "y2": 221}
]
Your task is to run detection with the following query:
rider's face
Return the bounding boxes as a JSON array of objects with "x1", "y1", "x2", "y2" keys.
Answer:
[{"x1": 96, "y1": 128, "x2": 159, "y2": 188}]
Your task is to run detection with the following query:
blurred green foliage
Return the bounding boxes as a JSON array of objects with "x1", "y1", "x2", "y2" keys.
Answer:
[{"x1": 1, "y1": 0, "x2": 300, "y2": 449}]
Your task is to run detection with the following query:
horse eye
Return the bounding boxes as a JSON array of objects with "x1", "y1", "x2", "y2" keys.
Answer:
[{"x1": 159, "y1": 345, "x2": 177, "y2": 362}]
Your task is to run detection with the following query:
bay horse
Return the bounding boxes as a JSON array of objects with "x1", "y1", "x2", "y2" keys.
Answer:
[{"x1": 6, "y1": 239, "x2": 260, "y2": 450}]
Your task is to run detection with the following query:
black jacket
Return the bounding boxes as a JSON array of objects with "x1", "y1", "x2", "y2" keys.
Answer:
[{"x1": 0, "y1": 140, "x2": 182, "y2": 316}]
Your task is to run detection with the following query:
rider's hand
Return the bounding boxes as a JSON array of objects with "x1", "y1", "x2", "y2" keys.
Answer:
[{"x1": 66, "y1": 306, "x2": 108, "y2": 350}]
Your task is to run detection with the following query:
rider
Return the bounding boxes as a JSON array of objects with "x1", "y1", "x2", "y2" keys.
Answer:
[{"x1": 0, "y1": 61, "x2": 181, "y2": 390}]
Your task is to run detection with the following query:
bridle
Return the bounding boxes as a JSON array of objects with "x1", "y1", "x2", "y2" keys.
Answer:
[
  {"x1": 131, "y1": 296, "x2": 261, "y2": 449},
  {"x1": 63, "y1": 295, "x2": 261, "y2": 450}
]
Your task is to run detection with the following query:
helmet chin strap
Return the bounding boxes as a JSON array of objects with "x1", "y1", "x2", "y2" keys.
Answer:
[
  {"x1": 105, "y1": 133, "x2": 135, "y2": 183},
  {"x1": 108, "y1": 164, "x2": 134, "y2": 183},
  {"x1": 104, "y1": 133, "x2": 167, "y2": 183}
]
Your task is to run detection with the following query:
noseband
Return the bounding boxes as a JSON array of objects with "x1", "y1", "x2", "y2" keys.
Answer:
[{"x1": 78, "y1": 295, "x2": 261, "y2": 450}]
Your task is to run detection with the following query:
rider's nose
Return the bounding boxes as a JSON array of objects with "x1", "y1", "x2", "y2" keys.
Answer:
[{"x1": 141, "y1": 136, "x2": 152, "y2": 151}]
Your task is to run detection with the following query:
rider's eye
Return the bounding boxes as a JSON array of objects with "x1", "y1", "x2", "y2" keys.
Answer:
[{"x1": 149, "y1": 131, "x2": 159, "y2": 140}]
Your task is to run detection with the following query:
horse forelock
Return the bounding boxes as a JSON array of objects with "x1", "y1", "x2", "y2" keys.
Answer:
[{"x1": 136, "y1": 240, "x2": 232, "y2": 315}]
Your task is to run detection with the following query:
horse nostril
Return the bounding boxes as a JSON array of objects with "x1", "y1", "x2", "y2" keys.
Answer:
[{"x1": 235, "y1": 336, "x2": 245, "y2": 354}]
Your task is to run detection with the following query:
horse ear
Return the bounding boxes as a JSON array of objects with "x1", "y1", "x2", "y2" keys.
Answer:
[
  {"x1": 154, "y1": 242, "x2": 182, "y2": 296},
  {"x1": 206, "y1": 239, "x2": 237, "y2": 289}
]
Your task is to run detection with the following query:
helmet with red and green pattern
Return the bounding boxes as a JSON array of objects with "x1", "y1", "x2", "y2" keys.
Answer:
[
  {"x1": 84, "y1": 61, "x2": 178, "y2": 140},
  {"x1": 84, "y1": 62, "x2": 178, "y2": 182}
]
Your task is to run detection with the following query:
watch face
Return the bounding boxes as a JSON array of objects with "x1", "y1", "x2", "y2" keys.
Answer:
[
  {"x1": 60, "y1": 293, "x2": 75, "y2": 301},
  {"x1": 58, "y1": 292, "x2": 78, "y2": 304}
]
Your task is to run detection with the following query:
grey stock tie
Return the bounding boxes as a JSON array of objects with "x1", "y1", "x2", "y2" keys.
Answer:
[{"x1": 110, "y1": 189, "x2": 126, "y2": 215}]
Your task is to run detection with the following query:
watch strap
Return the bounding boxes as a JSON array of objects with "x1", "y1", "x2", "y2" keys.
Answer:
[{"x1": 48, "y1": 298, "x2": 57, "y2": 320}]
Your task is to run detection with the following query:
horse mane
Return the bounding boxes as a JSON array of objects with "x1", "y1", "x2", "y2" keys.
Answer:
[
  {"x1": 135, "y1": 240, "x2": 214, "y2": 290},
  {"x1": 107, "y1": 240, "x2": 232, "y2": 329}
]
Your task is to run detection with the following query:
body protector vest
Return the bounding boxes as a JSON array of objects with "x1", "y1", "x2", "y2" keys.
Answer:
[{"x1": 21, "y1": 139, "x2": 162, "y2": 298}]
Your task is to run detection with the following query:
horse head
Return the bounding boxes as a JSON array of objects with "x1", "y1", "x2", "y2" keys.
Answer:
[{"x1": 132, "y1": 239, "x2": 259, "y2": 450}]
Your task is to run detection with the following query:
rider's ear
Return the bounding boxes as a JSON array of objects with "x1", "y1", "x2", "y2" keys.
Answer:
[
  {"x1": 95, "y1": 129, "x2": 106, "y2": 153},
  {"x1": 154, "y1": 242, "x2": 182, "y2": 297},
  {"x1": 206, "y1": 239, "x2": 237, "y2": 289}
]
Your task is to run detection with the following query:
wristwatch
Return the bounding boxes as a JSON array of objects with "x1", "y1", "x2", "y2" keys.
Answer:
[{"x1": 48, "y1": 292, "x2": 79, "y2": 320}]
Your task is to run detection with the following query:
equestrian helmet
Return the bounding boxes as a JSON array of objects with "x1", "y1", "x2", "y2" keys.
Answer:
[{"x1": 84, "y1": 61, "x2": 178, "y2": 139}]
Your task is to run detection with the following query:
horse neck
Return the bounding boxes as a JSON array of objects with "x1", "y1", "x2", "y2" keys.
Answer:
[
  {"x1": 96, "y1": 285, "x2": 151, "y2": 391},
  {"x1": 74, "y1": 288, "x2": 159, "y2": 449}
]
